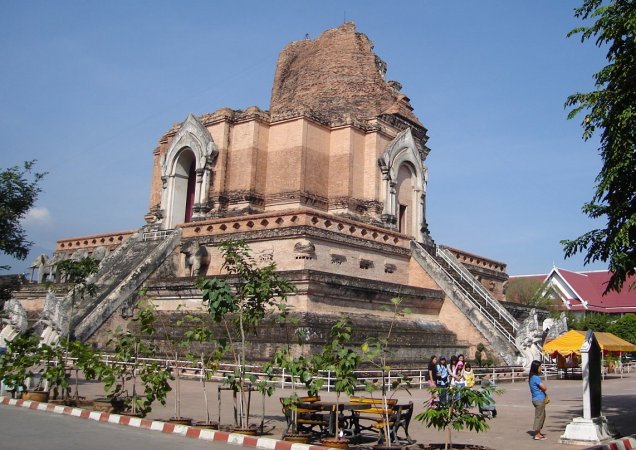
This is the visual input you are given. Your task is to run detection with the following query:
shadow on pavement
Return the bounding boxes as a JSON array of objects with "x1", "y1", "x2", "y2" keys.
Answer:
[{"x1": 603, "y1": 394, "x2": 636, "y2": 437}]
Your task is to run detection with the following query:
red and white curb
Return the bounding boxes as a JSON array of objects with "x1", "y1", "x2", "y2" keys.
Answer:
[
  {"x1": 0, "y1": 396, "x2": 330, "y2": 450},
  {"x1": 585, "y1": 435, "x2": 636, "y2": 450}
]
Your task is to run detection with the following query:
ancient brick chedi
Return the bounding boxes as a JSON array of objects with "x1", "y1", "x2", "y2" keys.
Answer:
[{"x1": 19, "y1": 23, "x2": 521, "y2": 365}]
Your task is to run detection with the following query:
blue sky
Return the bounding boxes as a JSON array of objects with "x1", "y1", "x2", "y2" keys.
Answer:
[{"x1": 0, "y1": 1, "x2": 608, "y2": 276}]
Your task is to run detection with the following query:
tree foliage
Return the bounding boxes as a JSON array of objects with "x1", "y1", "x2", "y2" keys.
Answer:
[
  {"x1": 56, "y1": 257, "x2": 99, "y2": 298},
  {"x1": 0, "y1": 160, "x2": 46, "y2": 270},
  {"x1": 608, "y1": 313, "x2": 636, "y2": 344},
  {"x1": 562, "y1": 0, "x2": 636, "y2": 293},
  {"x1": 505, "y1": 278, "x2": 556, "y2": 310},
  {"x1": 416, "y1": 385, "x2": 501, "y2": 450},
  {"x1": 360, "y1": 297, "x2": 412, "y2": 445},
  {"x1": 317, "y1": 318, "x2": 360, "y2": 439},
  {"x1": 196, "y1": 239, "x2": 294, "y2": 429},
  {"x1": 567, "y1": 311, "x2": 614, "y2": 331},
  {"x1": 568, "y1": 312, "x2": 636, "y2": 344}
]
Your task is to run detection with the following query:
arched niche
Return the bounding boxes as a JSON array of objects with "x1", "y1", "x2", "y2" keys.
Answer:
[
  {"x1": 378, "y1": 128, "x2": 429, "y2": 242},
  {"x1": 160, "y1": 113, "x2": 218, "y2": 229}
]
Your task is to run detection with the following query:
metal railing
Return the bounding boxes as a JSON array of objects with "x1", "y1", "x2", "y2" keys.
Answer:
[
  {"x1": 437, "y1": 246, "x2": 519, "y2": 333},
  {"x1": 142, "y1": 229, "x2": 175, "y2": 242},
  {"x1": 7, "y1": 354, "x2": 633, "y2": 398},
  {"x1": 413, "y1": 242, "x2": 517, "y2": 345}
]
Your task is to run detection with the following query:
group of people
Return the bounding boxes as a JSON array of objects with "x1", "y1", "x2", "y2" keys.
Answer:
[
  {"x1": 426, "y1": 354, "x2": 476, "y2": 403},
  {"x1": 427, "y1": 354, "x2": 550, "y2": 441}
]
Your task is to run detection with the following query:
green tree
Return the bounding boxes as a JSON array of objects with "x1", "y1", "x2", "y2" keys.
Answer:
[
  {"x1": 505, "y1": 278, "x2": 555, "y2": 310},
  {"x1": 0, "y1": 161, "x2": 46, "y2": 304},
  {"x1": 416, "y1": 385, "x2": 501, "y2": 450},
  {"x1": 566, "y1": 311, "x2": 614, "y2": 331},
  {"x1": 562, "y1": 0, "x2": 636, "y2": 294},
  {"x1": 316, "y1": 318, "x2": 360, "y2": 443},
  {"x1": 56, "y1": 256, "x2": 99, "y2": 340},
  {"x1": 196, "y1": 239, "x2": 294, "y2": 430},
  {"x1": 0, "y1": 161, "x2": 46, "y2": 270},
  {"x1": 180, "y1": 310, "x2": 227, "y2": 427},
  {"x1": 360, "y1": 297, "x2": 412, "y2": 445},
  {"x1": 104, "y1": 304, "x2": 173, "y2": 417},
  {"x1": 608, "y1": 313, "x2": 636, "y2": 344}
]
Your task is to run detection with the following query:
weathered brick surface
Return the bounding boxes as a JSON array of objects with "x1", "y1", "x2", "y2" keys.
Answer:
[{"x1": 270, "y1": 23, "x2": 422, "y2": 128}]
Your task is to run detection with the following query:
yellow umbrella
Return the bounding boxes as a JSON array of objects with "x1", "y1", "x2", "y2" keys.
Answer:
[
  {"x1": 543, "y1": 330, "x2": 636, "y2": 379},
  {"x1": 543, "y1": 330, "x2": 636, "y2": 356},
  {"x1": 594, "y1": 332, "x2": 636, "y2": 353},
  {"x1": 543, "y1": 330, "x2": 586, "y2": 357}
]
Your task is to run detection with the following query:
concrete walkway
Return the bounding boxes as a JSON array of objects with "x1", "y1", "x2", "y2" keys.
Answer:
[{"x1": 3, "y1": 372, "x2": 636, "y2": 450}]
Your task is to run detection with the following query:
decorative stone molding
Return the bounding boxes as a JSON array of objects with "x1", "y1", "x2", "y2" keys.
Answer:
[
  {"x1": 56, "y1": 231, "x2": 135, "y2": 253},
  {"x1": 443, "y1": 245, "x2": 507, "y2": 273},
  {"x1": 294, "y1": 239, "x2": 316, "y2": 260},
  {"x1": 256, "y1": 247, "x2": 274, "y2": 263},
  {"x1": 179, "y1": 210, "x2": 411, "y2": 255},
  {"x1": 359, "y1": 258, "x2": 374, "y2": 270}
]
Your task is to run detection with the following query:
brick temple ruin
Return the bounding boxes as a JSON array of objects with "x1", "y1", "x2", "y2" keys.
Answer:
[{"x1": 9, "y1": 23, "x2": 531, "y2": 365}]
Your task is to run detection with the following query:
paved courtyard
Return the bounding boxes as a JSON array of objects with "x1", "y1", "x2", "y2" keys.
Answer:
[{"x1": 6, "y1": 370, "x2": 632, "y2": 450}]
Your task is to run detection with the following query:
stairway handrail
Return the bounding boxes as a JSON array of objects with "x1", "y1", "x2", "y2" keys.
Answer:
[
  {"x1": 412, "y1": 242, "x2": 516, "y2": 345},
  {"x1": 437, "y1": 246, "x2": 519, "y2": 332},
  {"x1": 143, "y1": 228, "x2": 176, "y2": 242}
]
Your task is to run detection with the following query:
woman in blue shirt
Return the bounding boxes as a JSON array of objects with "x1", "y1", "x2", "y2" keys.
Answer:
[{"x1": 528, "y1": 360, "x2": 548, "y2": 440}]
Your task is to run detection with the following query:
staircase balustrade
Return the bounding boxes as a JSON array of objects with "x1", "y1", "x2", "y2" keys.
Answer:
[
  {"x1": 143, "y1": 228, "x2": 175, "y2": 242},
  {"x1": 412, "y1": 242, "x2": 518, "y2": 347},
  {"x1": 436, "y1": 246, "x2": 519, "y2": 334}
]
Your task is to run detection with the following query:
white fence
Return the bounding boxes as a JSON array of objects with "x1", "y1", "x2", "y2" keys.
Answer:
[
  {"x1": 94, "y1": 356, "x2": 624, "y2": 390},
  {"x1": 8, "y1": 354, "x2": 633, "y2": 397}
]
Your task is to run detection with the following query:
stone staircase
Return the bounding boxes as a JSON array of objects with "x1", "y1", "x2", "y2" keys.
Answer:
[
  {"x1": 411, "y1": 241, "x2": 521, "y2": 364},
  {"x1": 69, "y1": 227, "x2": 182, "y2": 342}
]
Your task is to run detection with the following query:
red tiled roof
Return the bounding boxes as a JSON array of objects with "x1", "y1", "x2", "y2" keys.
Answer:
[{"x1": 552, "y1": 268, "x2": 636, "y2": 313}]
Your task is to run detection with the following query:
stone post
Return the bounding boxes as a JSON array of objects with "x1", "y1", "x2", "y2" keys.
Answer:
[{"x1": 559, "y1": 330, "x2": 615, "y2": 445}]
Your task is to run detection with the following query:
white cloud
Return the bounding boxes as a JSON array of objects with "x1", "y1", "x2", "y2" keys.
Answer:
[{"x1": 22, "y1": 207, "x2": 52, "y2": 226}]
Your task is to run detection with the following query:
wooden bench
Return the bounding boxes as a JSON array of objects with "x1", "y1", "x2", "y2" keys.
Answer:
[
  {"x1": 280, "y1": 396, "x2": 331, "y2": 437},
  {"x1": 349, "y1": 398, "x2": 415, "y2": 444},
  {"x1": 374, "y1": 402, "x2": 415, "y2": 445},
  {"x1": 348, "y1": 397, "x2": 397, "y2": 438}
]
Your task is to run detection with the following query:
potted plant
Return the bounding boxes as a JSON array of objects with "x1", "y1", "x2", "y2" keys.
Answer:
[
  {"x1": 360, "y1": 296, "x2": 413, "y2": 448},
  {"x1": 317, "y1": 318, "x2": 360, "y2": 450},
  {"x1": 196, "y1": 239, "x2": 294, "y2": 434},
  {"x1": 103, "y1": 304, "x2": 173, "y2": 417},
  {"x1": 36, "y1": 341, "x2": 71, "y2": 402},
  {"x1": 415, "y1": 383, "x2": 501, "y2": 450},
  {"x1": 0, "y1": 334, "x2": 41, "y2": 400},
  {"x1": 268, "y1": 311, "x2": 323, "y2": 443},
  {"x1": 65, "y1": 339, "x2": 109, "y2": 407},
  {"x1": 150, "y1": 299, "x2": 195, "y2": 426},
  {"x1": 181, "y1": 310, "x2": 226, "y2": 429}
]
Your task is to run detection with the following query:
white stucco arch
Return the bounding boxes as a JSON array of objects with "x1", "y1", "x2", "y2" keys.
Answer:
[
  {"x1": 378, "y1": 128, "x2": 429, "y2": 242},
  {"x1": 160, "y1": 113, "x2": 218, "y2": 229}
]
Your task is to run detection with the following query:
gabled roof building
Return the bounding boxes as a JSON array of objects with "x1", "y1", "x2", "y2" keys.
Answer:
[{"x1": 511, "y1": 268, "x2": 636, "y2": 315}]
